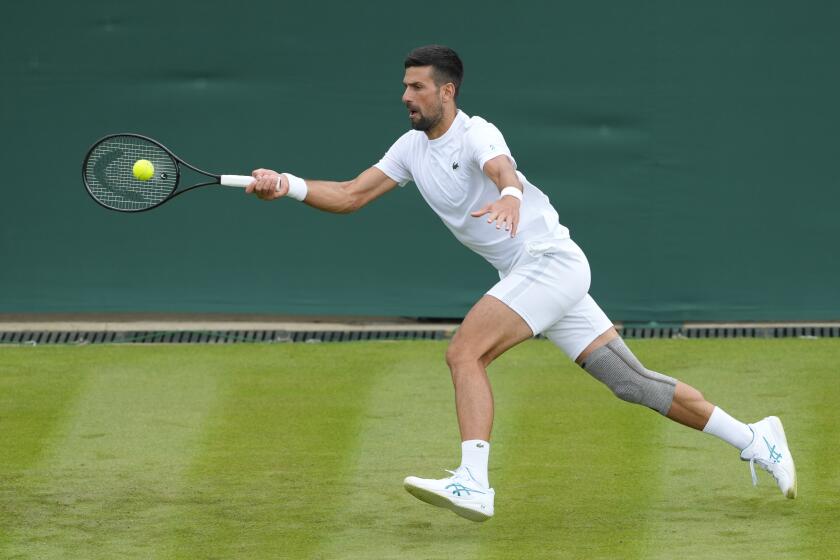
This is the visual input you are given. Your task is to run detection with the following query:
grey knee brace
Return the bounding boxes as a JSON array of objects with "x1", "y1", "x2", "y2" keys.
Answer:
[{"x1": 581, "y1": 338, "x2": 677, "y2": 415}]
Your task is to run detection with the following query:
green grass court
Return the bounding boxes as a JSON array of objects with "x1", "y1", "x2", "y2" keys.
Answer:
[{"x1": 1, "y1": 339, "x2": 838, "y2": 559}]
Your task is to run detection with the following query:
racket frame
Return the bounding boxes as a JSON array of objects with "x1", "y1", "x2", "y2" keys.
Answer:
[{"x1": 82, "y1": 132, "x2": 240, "y2": 213}]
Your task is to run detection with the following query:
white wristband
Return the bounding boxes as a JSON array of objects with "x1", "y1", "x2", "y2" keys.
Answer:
[
  {"x1": 500, "y1": 186, "x2": 523, "y2": 201},
  {"x1": 282, "y1": 172, "x2": 308, "y2": 201}
]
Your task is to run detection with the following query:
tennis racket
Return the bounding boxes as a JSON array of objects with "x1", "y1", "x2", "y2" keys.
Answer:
[{"x1": 82, "y1": 133, "x2": 260, "y2": 212}]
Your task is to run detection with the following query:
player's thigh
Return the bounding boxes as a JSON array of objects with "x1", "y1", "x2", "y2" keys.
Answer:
[
  {"x1": 576, "y1": 325, "x2": 620, "y2": 365},
  {"x1": 453, "y1": 239, "x2": 594, "y2": 366},
  {"x1": 542, "y1": 294, "x2": 616, "y2": 362},
  {"x1": 448, "y1": 295, "x2": 533, "y2": 366},
  {"x1": 486, "y1": 241, "x2": 591, "y2": 338}
]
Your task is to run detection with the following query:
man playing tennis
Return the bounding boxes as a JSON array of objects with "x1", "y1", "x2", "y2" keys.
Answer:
[{"x1": 247, "y1": 45, "x2": 797, "y2": 521}]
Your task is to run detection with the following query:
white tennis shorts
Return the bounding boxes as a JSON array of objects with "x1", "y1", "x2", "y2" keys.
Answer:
[{"x1": 486, "y1": 238, "x2": 614, "y2": 360}]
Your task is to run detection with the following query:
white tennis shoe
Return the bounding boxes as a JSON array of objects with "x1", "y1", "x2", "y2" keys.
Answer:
[
  {"x1": 404, "y1": 468, "x2": 495, "y2": 522},
  {"x1": 740, "y1": 416, "x2": 797, "y2": 499}
]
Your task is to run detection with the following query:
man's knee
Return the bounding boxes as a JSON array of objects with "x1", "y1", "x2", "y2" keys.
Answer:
[
  {"x1": 581, "y1": 337, "x2": 677, "y2": 415},
  {"x1": 445, "y1": 339, "x2": 492, "y2": 371},
  {"x1": 446, "y1": 340, "x2": 476, "y2": 369}
]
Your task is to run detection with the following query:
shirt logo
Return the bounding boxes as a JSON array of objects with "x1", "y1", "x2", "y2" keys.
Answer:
[{"x1": 452, "y1": 162, "x2": 459, "y2": 170}]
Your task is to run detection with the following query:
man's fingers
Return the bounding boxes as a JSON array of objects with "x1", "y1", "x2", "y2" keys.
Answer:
[
  {"x1": 255, "y1": 177, "x2": 272, "y2": 198},
  {"x1": 495, "y1": 212, "x2": 513, "y2": 229},
  {"x1": 473, "y1": 203, "x2": 520, "y2": 236},
  {"x1": 249, "y1": 169, "x2": 284, "y2": 198},
  {"x1": 247, "y1": 170, "x2": 260, "y2": 193},
  {"x1": 251, "y1": 169, "x2": 270, "y2": 182}
]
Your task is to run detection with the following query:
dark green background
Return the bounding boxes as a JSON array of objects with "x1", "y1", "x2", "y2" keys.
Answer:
[{"x1": 1, "y1": 1, "x2": 837, "y2": 321}]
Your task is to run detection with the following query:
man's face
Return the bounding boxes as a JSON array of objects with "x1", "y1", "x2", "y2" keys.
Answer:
[{"x1": 402, "y1": 66, "x2": 444, "y2": 132}]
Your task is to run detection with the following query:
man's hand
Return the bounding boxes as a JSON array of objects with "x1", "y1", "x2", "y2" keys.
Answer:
[
  {"x1": 247, "y1": 169, "x2": 289, "y2": 201},
  {"x1": 470, "y1": 196, "x2": 521, "y2": 237}
]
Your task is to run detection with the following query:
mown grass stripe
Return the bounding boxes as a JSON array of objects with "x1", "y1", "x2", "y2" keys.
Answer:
[
  {"x1": 480, "y1": 339, "x2": 666, "y2": 560},
  {"x1": 768, "y1": 340, "x2": 840, "y2": 558},
  {"x1": 1, "y1": 347, "x2": 223, "y2": 559},
  {"x1": 633, "y1": 340, "x2": 818, "y2": 560},
  {"x1": 0, "y1": 349, "x2": 90, "y2": 551},
  {"x1": 169, "y1": 344, "x2": 391, "y2": 559},
  {"x1": 0, "y1": 348, "x2": 89, "y2": 471},
  {"x1": 311, "y1": 341, "x2": 487, "y2": 560}
]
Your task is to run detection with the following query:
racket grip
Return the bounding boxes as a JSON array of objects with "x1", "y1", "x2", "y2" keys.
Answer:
[{"x1": 220, "y1": 175, "x2": 255, "y2": 188}]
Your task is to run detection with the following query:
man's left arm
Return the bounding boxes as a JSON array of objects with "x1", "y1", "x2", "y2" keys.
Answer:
[{"x1": 470, "y1": 154, "x2": 523, "y2": 237}]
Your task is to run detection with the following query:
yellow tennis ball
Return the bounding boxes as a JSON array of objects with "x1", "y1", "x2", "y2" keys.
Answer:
[{"x1": 133, "y1": 159, "x2": 155, "y2": 181}]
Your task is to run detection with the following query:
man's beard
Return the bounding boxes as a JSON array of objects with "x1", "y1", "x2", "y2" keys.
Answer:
[{"x1": 410, "y1": 105, "x2": 443, "y2": 131}]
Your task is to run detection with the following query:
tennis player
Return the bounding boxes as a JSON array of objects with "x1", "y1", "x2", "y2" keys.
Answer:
[{"x1": 247, "y1": 45, "x2": 797, "y2": 521}]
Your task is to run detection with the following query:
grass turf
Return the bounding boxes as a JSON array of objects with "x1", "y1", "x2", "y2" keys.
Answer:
[{"x1": 0, "y1": 339, "x2": 838, "y2": 559}]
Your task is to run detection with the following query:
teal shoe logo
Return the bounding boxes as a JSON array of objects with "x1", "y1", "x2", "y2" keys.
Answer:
[
  {"x1": 763, "y1": 436, "x2": 783, "y2": 464},
  {"x1": 446, "y1": 483, "x2": 487, "y2": 497}
]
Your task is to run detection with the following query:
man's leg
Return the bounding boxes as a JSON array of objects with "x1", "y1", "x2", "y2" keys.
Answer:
[
  {"x1": 574, "y1": 326, "x2": 797, "y2": 498},
  {"x1": 403, "y1": 295, "x2": 533, "y2": 521},
  {"x1": 406, "y1": 242, "x2": 597, "y2": 520},
  {"x1": 445, "y1": 295, "x2": 534, "y2": 441},
  {"x1": 575, "y1": 327, "x2": 715, "y2": 430}
]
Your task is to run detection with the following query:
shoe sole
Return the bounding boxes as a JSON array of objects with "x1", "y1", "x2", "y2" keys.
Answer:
[
  {"x1": 768, "y1": 416, "x2": 798, "y2": 499},
  {"x1": 403, "y1": 479, "x2": 493, "y2": 522}
]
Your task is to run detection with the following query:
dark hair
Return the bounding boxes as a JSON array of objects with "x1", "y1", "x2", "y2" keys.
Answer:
[{"x1": 404, "y1": 45, "x2": 464, "y2": 98}]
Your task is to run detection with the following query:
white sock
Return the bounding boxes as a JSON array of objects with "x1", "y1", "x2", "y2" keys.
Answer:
[
  {"x1": 458, "y1": 439, "x2": 490, "y2": 488},
  {"x1": 702, "y1": 406, "x2": 753, "y2": 450}
]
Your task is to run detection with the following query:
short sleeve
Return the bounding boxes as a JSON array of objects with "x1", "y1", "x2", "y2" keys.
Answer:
[
  {"x1": 465, "y1": 119, "x2": 517, "y2": 171},
  {"x1": 374, "y1": 132, "x2": 414, "y2": 187}
]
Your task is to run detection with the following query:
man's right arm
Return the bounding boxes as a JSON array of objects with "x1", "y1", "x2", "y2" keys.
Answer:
[{"x1": 246, "y1": 166, "x2": 398, "y2": 214}]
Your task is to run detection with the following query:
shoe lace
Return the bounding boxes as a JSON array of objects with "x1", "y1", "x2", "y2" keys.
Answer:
[
  {"x1": 748, "y1": 456, "x2": 781, "y2": 487},
  {"x1": 443, "y1": 468, "x2": 490, "y2": 497},
  {"x1": 446, "y1": 468, "x2": 483, "y2": 485},
  {"x1": 445, "y1": 468, "x2": 467, "y2": 480}
]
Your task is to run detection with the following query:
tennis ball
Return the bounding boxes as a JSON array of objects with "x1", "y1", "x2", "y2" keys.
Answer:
[{"x1": 133, "y1": 159, "x2": 155, "y2": 181}]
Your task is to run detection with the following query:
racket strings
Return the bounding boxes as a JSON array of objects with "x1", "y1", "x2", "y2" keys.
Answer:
[{"x1": 84, "y1": 136, "x2": 178, "y2": 211}]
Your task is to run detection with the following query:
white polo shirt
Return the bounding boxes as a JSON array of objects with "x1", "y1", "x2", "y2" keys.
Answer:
[{"x1": 374, "y1": 110, "x2": 570, "y2": 273}]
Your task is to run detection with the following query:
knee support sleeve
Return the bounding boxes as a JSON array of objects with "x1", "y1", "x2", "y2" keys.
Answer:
[{"x1": 582, "y1": 338, "x2": 677, "y2": 415}]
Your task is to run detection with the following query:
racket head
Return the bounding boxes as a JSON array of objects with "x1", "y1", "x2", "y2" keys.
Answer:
[{"x1": 82, "y1": 133, "x2": 180, "y2": 212}]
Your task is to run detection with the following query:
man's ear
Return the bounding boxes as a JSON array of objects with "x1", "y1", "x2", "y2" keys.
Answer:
[{"x1": 441, "y1": 82, "x2": 456, "y2": 103}]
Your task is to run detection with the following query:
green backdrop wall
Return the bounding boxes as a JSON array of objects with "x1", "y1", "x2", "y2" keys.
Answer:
[{"x1": 2, "y1": 1, "x2": 838, "y2": 322}]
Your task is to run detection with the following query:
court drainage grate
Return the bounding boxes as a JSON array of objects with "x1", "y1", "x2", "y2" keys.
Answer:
[
  {"x1": 0, "y1": 326, "x2": 838, "y2": 345},
  {"x1": 619, "y1": 325, "x2": 840, "y2": 340},
  {"x1": 0, "y1": 329, "x2": 451, "y2": 346}
]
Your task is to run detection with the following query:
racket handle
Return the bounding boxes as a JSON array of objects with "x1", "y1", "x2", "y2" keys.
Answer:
[{"x1": 220, "y1": 175, "x2": 255, "y2": 188}]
